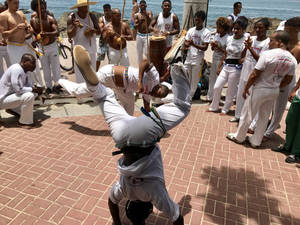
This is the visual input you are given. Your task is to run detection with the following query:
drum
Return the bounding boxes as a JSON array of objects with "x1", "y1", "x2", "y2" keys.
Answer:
[{"x1": 149, "y1": 36, "x2": 166, "y2": 77}]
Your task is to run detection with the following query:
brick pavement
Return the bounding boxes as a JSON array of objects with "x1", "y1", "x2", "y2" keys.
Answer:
[{"x1": 0, "y1": 104, "x2": 300, "y2": 225}]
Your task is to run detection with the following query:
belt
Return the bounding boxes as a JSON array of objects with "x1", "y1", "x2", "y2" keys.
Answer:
[
  {"x1": 112, "y1": 145, "x2": 155, "y2": 156},
  {"x1": 137, "y1": 32, "x2": 151, "y2": 37},
  {"x1": 225, "y1": 58, "x2": 239, "y2": 64},
  {"x1": 7, "y1": 41, "x2": 26, "y2": 46}
]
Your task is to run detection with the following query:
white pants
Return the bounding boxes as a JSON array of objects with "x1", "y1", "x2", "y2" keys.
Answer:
[
  {"x1": 136, "y1": 33, "x2": 149, "y2": 65},
  {"x1": 264, "y1": 77, "x2": 296, "y2": 137},
  {"x1": 90, "y1": 63, "x2": 190, "y2": 221},
  {"x1": 108, "y1": 47, "x2": 130, "y2": 66},
  {"x1": 210, "y1": 64, "x2": 241, "y2": 113},
  {"x1": 39, "y1": 42, "x2": 61, "y2": 89},
  {"x1": 0, "y1": 46, "x2": 11, "y2": 78},
  {"x1": 110, "y1": 146, "x2": 179, "y2": 222},
  {"x1": 235, "y1": 87, "x2": 279, "y2": 146},
  {"x1": 185, "y1": 63, "x2": 202, "y2": 97},
  {"x1": 75, "y1": 51, "x2": 96, "y2": 83},
  {"x1": 207, "y1": 56, "x2": 221, "y2": 101},
  {"x1": 7, "y1": 42, "x2": 44, "y2": 87},
  {"x1": 0, "y1": 92, "x2": 34, "y2": 124},
  {"x1": 59, "y1": 65, "x2": 135, "y2": 115}
]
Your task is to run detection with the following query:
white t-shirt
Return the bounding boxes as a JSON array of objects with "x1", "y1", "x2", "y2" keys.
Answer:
[
  {"x1": 225, "y1": 33, "x2": 248, "y2": 59},
  {"x1": 254, "y1": 48, "x2": 297, "y2": 89},
  {"x1": 185, "y1": 27, "x2": 211, "y2": 64},
  {"x1": 126, "y1": 65, "x2": 160, "y2": 103},
  {"x1": 212, "y1": 33, "x2": 229, "y2": 59},
  {"x1": 0, "y1": 64, "x2": 32, "y2": 102},
  {"x1": 245, "y1": 36, "x2": 270, "y2": 63}
]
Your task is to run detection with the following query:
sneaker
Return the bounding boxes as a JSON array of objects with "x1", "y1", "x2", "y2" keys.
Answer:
[
  {"x1": 229, "y1": 117, "x2": 239, "y2": 123},
  {"x1": 73, "y1": 45, "x2": 99, "y2": 86},
  {"x1": 285, "y1": 155, "x2": 300, "y2": 163},
  {"x1": 226, "y1": 132, "x2": 244, "y2": 144},
  {"x1": 271, "y1": 145, "x2": 289, "y2": 153}
]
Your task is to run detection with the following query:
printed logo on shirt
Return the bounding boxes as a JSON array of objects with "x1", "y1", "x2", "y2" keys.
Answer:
[{"x1": 165, "y1": 24, "x2": 171, "y2": 31}]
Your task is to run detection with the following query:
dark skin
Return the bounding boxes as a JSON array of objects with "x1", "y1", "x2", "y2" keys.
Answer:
[
  {"x1": 243, "y1": 33, "x2": 293, "y2": 100},
  {"x1": 285, "y1": 25, "x2": 300, "y2": 102},
  {"x1": 243, "y1": 21, "x2": 268, "y2": 62},
  {"x1": 184, "y1": 16, "x2": 209, "y2": 51},
  {"x1": 134, "y1": 2, "x2": 153, "y2": 34},
  {"x1": 217, "y1": 23, "x2": 247, "y2": 75},
  {"x1": 102, "y1": 9, "x2": 133, "y2": 50},
  {"x1": 67, "y1": 6, "x2": 101, "y2": 39},
  {"x1": 210, "y1": 25, "x2": 227, "y2": 54},
  {"x1": 149, "y1": 1, "x2": 180, "y2": 37},
  {"x1": 30, "y1": 3, "x2": 59, "y2": 46}
]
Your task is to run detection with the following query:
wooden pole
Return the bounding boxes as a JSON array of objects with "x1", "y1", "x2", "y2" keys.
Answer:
[
  {"x1": 119, "y1": 0, "x2": 126, "y2": 65},
  {"x1": 38, "y1": 0, "x2": 44, "y2": 54},
  {"x1": 87, "y1": 0, "x2": 92, "y2": 46}
]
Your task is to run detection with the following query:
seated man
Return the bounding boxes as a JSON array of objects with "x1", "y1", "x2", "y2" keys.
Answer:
[
  {"x1": 59, "y1": 59, "x2": 170, "y2": 115},
  {"x1": 0, "y1": 54, "x2": 43, "y2": 128},
  {"x1": 73, "y1": 45, "x2": 190, "y2": 225}
]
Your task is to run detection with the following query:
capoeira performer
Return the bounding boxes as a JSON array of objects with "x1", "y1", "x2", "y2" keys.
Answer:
[
  {"x1": 206, "y1": 17, "x2": 230, "y2": 102},
  {"x1": 263, "y1": 17, "x2": 300, "y2": 138},
  {"x1": 272, "y1": 44, "x2": 300, "y2": 163},
  {"x1": 96, "y1": 4, "x2": 111, "y2": 71},
  {"x1": 209, "y1": 16, "x2": 248, "y2": 114},
  {"x1": 134, "y1": 0, "x2": 153, "y2": 65},
  {"x1": 73, "y1": 44, "x2": 188, "y2": 225},
  {"x1": 149, "y1": 0, "x2": 180, "y2": 51},
  {"x1": 0, "y1": 3, "x2": 11, "y2": 78},
  {"x1": 227, "y1": 31, "x2": 297, "y2": 148},
  {"x1": 0, "y1": 54, "x2": 43, "y2": 128},
  {"x1": 102, "y1": 8, "x2": 133, "y2": 66},
  {"x1": 184, "y1": 10, "x2": 210, "y2": 98},
  {"x1": 67, "y1": 0, "x2": 101, "y2": 83},
  {"x1": 0, "y1": 0, "x2": 43, "y2": 87},
  {"x1": 30, "y1": 0, "x2": 61, "y2": 94},
  {"x1": 59, "y1": 59, "x2": 169, "y2": 115},
  {"x1": 230, "y1": 18, "x2": 270, "y2": 123}
]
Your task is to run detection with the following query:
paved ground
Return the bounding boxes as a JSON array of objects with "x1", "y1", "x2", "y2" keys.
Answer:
[{"x1": 0, "y1": 101, "x2": 300, "y2": 225}]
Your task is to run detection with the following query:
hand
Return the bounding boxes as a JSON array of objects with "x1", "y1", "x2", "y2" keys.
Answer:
[
  {"x1": 162, "y1": 31, "x2": 170, "y2": 36},
  {"x1": 0, "y1": 41, "x2": 6, "y2": 46},
  {"x1": 137, "y1": 83, "x2": 144, "y2": 93},
  {"x1": 33, "y1": 86, "x2": 44, "y2": 95},
  {"x1": 39, "y1": 31, "x2": 47, "y2": 38},
  {"x1": 288, "y1": 91, "x2": 296, "y2": 102},
  {"x1": 244, "y1": 36, "x2": 252, "y2": 49},
  {"x1": 210, "y1": 41, "x2": 218, "y2": 49},
  {"x1": 84, "y1": 27, "x2": 95, "y2": 37},
  {"x1": 73, "y1": 19, "x2": 82, "y2": 28},
  {"x1": 243, "y1": 88, "x2": 250, "y2": 99},
  {"x1": 31, "y1": 41, "x2": 38, "y2": 48},
  {"x1": 216, "y1": 67, "x2": 222, "y2": 75}
]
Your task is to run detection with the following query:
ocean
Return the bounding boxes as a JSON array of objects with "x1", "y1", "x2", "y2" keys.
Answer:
[{"x1": 19, "y1": 0, "x2": 300, "y2": 26}]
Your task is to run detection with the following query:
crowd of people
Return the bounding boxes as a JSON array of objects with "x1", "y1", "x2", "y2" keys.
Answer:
[{"x1": 0, "y1": 0, "x2": 300, "y2": 223}]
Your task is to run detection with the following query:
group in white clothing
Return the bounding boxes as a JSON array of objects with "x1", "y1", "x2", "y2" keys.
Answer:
[{"x1": 227, "y1": 31, "x2": 297, "y2": 147}]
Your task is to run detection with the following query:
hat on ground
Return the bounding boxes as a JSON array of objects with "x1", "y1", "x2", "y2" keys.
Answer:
[{"x1": 70, "y1": 0, "x2": 97, "y2": 10}]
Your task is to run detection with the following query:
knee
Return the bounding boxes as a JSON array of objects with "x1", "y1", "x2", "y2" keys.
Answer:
[{"x1": 21, "y1": 92, "x2": 35, "y2": 103}]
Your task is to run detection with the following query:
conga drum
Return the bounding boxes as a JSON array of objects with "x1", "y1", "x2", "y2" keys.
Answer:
[{"x1": 149, "y1": 36, "x2": 166, "y2": 77}]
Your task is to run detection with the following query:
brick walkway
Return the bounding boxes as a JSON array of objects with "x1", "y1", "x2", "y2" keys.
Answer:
[{"x1": 0, "y1": 105, "x2": 300, "y2": 225}]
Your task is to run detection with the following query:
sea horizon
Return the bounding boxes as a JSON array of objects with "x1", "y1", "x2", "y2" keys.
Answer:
[{"x1": 19, "y1": 0, "x2": 300, "y2": 27}]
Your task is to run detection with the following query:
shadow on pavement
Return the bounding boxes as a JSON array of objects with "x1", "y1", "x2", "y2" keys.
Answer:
[
  {"x1": 197, "y1": 166, "x2": 300, "y2": 225},
  {"x1": 61, "y1": 121, "x2": 111, "y2": 136}
]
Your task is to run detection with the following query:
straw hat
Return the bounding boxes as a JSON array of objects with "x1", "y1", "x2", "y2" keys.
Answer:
[{"x1": 70, "y1": 0, "x2": 98, "y2": 10}]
